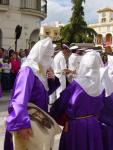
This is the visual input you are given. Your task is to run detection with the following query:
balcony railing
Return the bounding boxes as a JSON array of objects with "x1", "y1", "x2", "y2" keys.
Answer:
[
  {"x1": 0, "y1": 0, "x2": 9, "y2": 5},
  {"x1": 20, "y1": 0, "x2": 47, "y2": 14}
]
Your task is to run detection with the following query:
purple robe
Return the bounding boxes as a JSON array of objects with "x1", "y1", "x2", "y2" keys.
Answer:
[
  {"x1": 4, "y1": 66, "x2": 60, "y2": 150},
  {"x1": 99, "y1": 94, "x2": 113, "y2": 150},
  {"x1": 50, "y1": 80, "x2": 104, "y2": 150}
]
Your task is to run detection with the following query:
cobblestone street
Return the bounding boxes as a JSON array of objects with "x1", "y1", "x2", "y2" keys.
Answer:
[
  {"x1": 0, "y1": 111, "x2": 7, "y2": 150},
  {"x1": 0, "y1": 93, "x2": 9, "y2": 150}
]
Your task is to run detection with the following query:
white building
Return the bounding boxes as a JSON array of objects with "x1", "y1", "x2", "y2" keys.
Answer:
[
  {"x1": 0, "y1": 0, "x2": 47, "y2": 50},
  {"x1": 89, "y1": 7, "x2": 113, "y2": 48},
  {"x1": 40, "y1": 22, "x2": 64, "y2": 41}
]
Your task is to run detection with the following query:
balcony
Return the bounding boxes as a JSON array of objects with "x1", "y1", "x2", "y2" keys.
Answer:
[
  {"x1": 20, "y1": 0, "x2": 47, "y2": 20},
  {"x1": 0, "y1": 0, "x2": 9, "y2": 11}
]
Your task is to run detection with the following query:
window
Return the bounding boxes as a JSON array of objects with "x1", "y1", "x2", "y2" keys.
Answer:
[
  {"x1": 0, "y1": 0, "x2": 9, "y2": 5},
  {"x1": 21, "y1": 0, "x2": 40, "y2": 10},
  {"x1": 46, "y1": 32, "x2": 50, "y2": 36},
  {"x1": 110, "y1": 18, "x2": 113, "y2": 21},
  {"x1": 54, "y1": 32, "x2": 58, "y2": 36},
  {"x1": 101, "y1": 18, "x2": 106, "y2": 23}
]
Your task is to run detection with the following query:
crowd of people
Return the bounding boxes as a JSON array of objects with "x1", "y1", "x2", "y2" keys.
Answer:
[
  {"x1": 0, "y1": 48, "x2": 29, "y2": 93},
  {"x1": 2, "y1": 37, "x2": 113, "y2": 150}
]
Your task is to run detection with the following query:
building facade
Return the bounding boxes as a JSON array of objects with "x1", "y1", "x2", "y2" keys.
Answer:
[
  {"x1": 89, "y1": 7, "x2": 113, "y2": 48},
  {"x1": 0, "y1": 0, "x2": 47, "y2": 50},
  {"x1": 40, "y1": 22, "x2": 64, "y2": 42}
]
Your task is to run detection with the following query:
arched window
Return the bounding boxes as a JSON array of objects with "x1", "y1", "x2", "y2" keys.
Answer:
[
  {"x1": 106, "y1": 33, "x2": 112, "y2": 46},
  {"x1": 96, "y1": 34, "x2": 102, "y2": 44},
  {"x1": 29, "y1": 29, "x2": 40, "y2": 48}
]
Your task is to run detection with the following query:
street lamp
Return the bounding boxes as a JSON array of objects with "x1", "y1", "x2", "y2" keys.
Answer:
[
  {"x1": 15, "y1": 25, "x2": 22, "y2": 51},
  {"x1": 41, "y1": 0, "x2": 47, "y2": 13}
]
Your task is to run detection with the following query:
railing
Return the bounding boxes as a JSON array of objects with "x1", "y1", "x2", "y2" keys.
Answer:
[
  {"x1": 20, "y1": 0, "x2": 47, "y2": 14},
  {"x1": 0, "y1": 0, "x2": 9, "y2": 5}
]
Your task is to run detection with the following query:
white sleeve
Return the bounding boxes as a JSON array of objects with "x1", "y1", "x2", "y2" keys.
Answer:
[
  {"x1": 60, "y1": 57, "x2": 67, "y2": 70},
  {"x1": 68, "y1": 57, "x2": 74, "y2": 70}
]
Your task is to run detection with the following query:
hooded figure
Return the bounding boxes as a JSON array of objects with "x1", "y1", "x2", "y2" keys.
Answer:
[
  {"x1": 75, "y1": 51, "x2": 104, "y2": 96},
  {"x1": 99, "y1": 58, "x2": 113, "y2": 150},
  {"x1": 4, "y1": 37, "x2": 60, "y2": 150},
  {"x1": 50, "y1": 51, "x2": 104, "y2": 150}
]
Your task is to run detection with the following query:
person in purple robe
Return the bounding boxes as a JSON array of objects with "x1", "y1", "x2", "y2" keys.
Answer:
[
  {"x1": 99, "y1": 58, "x2": 113, "y2": 150},
  {"x1": 4, "y1": 37, "x2": 60, "y2": 150},
  {"x1": 50, "y1": 50, "x2": 105, "y2": 150}
]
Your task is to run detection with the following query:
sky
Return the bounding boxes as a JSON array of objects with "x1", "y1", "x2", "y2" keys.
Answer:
[{"x1": 43, "y1": 0, "x2": 113, "y2": 25}]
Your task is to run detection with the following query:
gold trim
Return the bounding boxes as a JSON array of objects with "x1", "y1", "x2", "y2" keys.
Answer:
[{"x1": 75, "y1": 114, "x2": 95, "y2": 120}]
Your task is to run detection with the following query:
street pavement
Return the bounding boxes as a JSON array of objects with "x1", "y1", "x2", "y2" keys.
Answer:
[
  {"x1": 0, "y1": 111, "x2": 7, "y2": 150},
  {"x1": 0, "y1": 93, "x2": 61, "y2": 150},
  {"x1": 0, "y1": 93, "x2": 9, "y2": 150}
]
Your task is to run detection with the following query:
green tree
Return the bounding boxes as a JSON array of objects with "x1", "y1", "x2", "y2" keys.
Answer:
[{"x1": 60, "y1": 0, "x2": 96, "y2": 44}]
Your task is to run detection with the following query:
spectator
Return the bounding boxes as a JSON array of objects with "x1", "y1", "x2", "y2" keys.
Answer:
[
  {"x1": 2, "y1": 56, "x2": 11, "y2": 92},
  {"x1": 10, "y1": 52, "x2": 21, "y2": 89},
  {"x1": 9, "y1": 49, "x2": 15, "y2": 59},
  {"x1": 0, "y1": 48, "x2": 4, "y2": 89},
  {"x1": 25, "y1": 49, "x2": 30, "y2": 57},
  {"x1": 19, "y1": 50, "x2": 27, "y2": 64}
]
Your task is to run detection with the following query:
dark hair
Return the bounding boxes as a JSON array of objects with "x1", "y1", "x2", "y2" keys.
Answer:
[
  {"x1": 0, "y1": 47, "x2": 4, "y2": 52},
  {"x1": 101, "y1": 52, "x2": 108, "y2": 64},
  {"x1": 3, "y1": 56, "x2": 10, "y2": 63},
  {"x1": 9, "y1": 49, "x2": 15, "y2": 57},
  {"x1": 62, "y1": 44, "x2": 70, "y2": 50}
]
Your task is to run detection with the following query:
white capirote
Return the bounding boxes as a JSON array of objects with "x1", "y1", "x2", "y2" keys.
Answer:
[
  {"x1": 75, "y1": 51, "x2": 104, "y2": 96},
  {"x1": 21, "y1": 37, "x2": 54, "y2": 90},
  {"x1": 101, "y1": 54, "x2": 113, "y2": 96}
]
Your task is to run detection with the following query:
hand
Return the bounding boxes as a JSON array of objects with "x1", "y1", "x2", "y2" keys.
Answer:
[
  {"x1": 64, "y1": 69, "x2": 73, "y2": 75},
  {"x1": 46, "y1": 68, "x2": 55, "y2": 79},
  {"x1": 17, "y1": 128, "x2": 33, "y2": 140},
  {"x1": 71, "y1": 70, "x2": 76, "y2": 74}
]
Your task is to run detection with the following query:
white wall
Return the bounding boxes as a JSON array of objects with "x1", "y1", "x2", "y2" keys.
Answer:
[{"x1": 0, "y1": 0, "x2": 43, "y2": 50}]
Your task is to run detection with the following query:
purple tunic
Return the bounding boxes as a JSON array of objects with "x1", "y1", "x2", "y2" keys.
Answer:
[
  {"x1": 99, "y1": 94, "x2": 113, "y2": 150},
  {"x1": 51, "y1": 80, "x2": 104, "y2": 150},
  {"x1": 4, "y1": 66, "x2": 60, "y2": 150}
]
